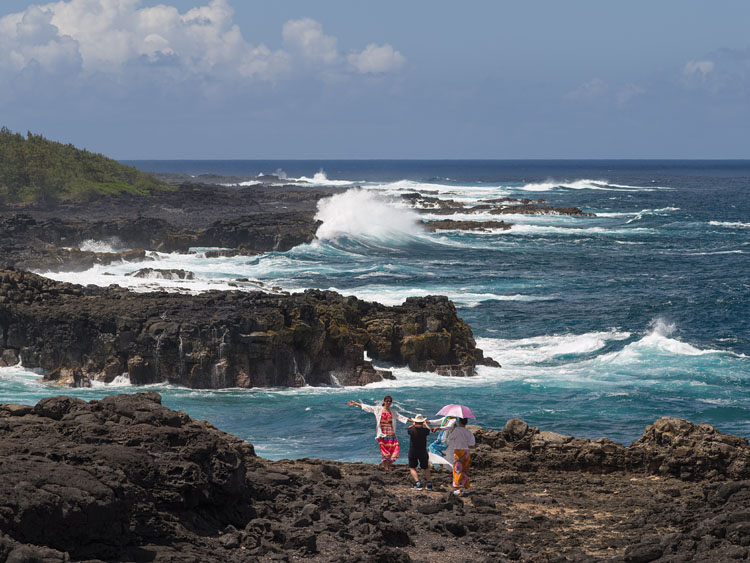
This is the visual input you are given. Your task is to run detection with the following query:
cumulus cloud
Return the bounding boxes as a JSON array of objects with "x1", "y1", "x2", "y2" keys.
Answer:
[
  {"x1": 0, "y1": 0, "x2": 405, "y2": 91},
  {"x1": 0, "y1": 6, "x2": 82, "y2": 74},
  {"x1": 683, "y1": 60, "x2": 715, "y2": 85},
  {"x1": 616, "y1": 84, "x2": 645, "y2": 107},
  {"x1": 680, "y1": 51, "x2": 750, "y2": 96},
  {"x1": 348, "y1": 43, "x2": 406, "y2": 74},
  {"x1": 282, "y1": 18, "x2": 339, "y2": 65}
]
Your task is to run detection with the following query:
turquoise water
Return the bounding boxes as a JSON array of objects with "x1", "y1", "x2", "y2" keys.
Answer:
[{"x1": 3, "y1": 160, "x2": 749, "y2": 462}]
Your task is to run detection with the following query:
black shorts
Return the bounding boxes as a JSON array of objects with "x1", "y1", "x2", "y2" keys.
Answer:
[{"x1": 409, "y1": 451, "x2": 429, "y2": 469}]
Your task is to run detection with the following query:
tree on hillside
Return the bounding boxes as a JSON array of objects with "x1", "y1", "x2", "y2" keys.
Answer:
[{"x1": 0, "y1": 127, "x2": 170, "y2": 204}]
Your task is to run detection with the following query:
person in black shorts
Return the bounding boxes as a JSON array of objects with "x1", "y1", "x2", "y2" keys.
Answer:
[{"x1": 407, "y1": 414, "x2": 433, "y2": 490}]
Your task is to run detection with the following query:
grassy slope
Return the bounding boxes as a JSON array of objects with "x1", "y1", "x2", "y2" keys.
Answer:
[{"x1": 0, "y1": 127, "x2": 173, "y2": 205}]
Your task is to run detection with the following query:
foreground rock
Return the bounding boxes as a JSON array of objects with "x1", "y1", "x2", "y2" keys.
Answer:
[
  {"x1": 2, "y1": 393, "x2": 750, "y2": 562},
  {"x1": 0, "y1": 270, "x2": 496, "y2": 388}
]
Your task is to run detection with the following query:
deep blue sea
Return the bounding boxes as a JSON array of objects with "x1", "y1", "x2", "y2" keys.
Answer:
[{"x1": 2, "y1": 160, "x2": 748, "y2": 463}]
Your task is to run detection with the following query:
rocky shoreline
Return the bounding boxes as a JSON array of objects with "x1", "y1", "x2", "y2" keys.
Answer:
[
  {"x1": 0, "y1": 177, "x2": 595, "y2": 391},
  {"x1": 0, "y1": 269, "x2": 496, "y2": 388},
  {"x1": 0, "y1": 183, "x2": 597, "y2": 273},
  {"x1": 2, "y1": 392, "x2": 750, "y2": 563}
]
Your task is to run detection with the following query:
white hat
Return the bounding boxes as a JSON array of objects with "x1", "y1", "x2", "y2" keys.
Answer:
[{"x1": 413, "y1": 414, "x2": 427, "y2": 423}]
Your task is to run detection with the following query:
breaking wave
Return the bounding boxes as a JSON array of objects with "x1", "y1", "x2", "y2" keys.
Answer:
[
  {"x1": 518, "y1": 180, "x2": 672, "y2": 192},
  {"x1": 709, "y1": 221, "x2": 750, "y2": 229},
  {"x1": 314, "y1": 189, "x2": 427, "y2": 244}
]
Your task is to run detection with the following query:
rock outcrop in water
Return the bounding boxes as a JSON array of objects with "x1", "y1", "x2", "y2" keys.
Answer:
[
  {"x1": 0, "y1": 269, "x2": 496, "y2": 388},
  {"x1": 2, "y1": 392, "x2": 750, "y2": 562},
  {"x1": 0, "y1": 210, "x2": 321, "y2": 272},
  {"x1": 402, "y1": 192, "x2": 595, "y2": 218}
]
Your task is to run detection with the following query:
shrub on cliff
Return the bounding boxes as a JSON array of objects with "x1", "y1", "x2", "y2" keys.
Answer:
[{"x1": 0, "y1": 127, "x2": 172, "y2": 205}]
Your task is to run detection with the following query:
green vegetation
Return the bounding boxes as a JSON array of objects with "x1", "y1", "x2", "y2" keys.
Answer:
[{"x1": 0, "y1": 127, "x2": 173, "y2": 204}]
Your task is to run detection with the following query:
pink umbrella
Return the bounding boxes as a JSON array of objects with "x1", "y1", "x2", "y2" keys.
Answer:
[{"x1": 436, "y1": 404, "x2": 476, "y2": 419}]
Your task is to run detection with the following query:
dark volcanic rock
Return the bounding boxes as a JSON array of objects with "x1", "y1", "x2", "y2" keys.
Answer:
[
  {"x1": 423, "y1": 219, "x2": 511, "y2": 231},
  {"x1": 632, "y1": 417, "x2": 750, "y2": 480},
  {"x1": 401, "y1": 192, "x2": 594, "y2": 218},
  {"x1": 127, "y1": 268, "x2": 195, "y2": 280},
  {"x1": 0, "y1": 270, "x2": 493, "y2": 388},
  {"x1": 2, "y1": 395, "x2": 750, "y2": 562},
  {"x1": 0, "y1": 182, "x2": 346, "y2": 271},
  {"x1": 0, "y1": 210, "x2": 320, "y2": 272},
  {"x1": 0, "y1": 392, "x2": 257, "y2": 562},
  {"x1": 489, "y1": 203, "x2": 595, "y2": 216},
  {"x1": 474, "y1": 416, "x2": 750, "y2": 479}
]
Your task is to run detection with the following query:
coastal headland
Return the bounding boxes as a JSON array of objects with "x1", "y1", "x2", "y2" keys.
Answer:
[
  {"x1": 2, "y1": 392, "x2": 749, "y2": 562},
  {"x1": 1, "y1": 174, "x2": 503, "y2": 387},
  {"x1": 3, "y1": 137, "x2": 744, "y2": 561}
]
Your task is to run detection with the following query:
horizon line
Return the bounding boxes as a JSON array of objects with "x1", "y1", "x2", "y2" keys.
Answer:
[{"x1": 119, "y1": 157, "x2": 750, "y2": 162}]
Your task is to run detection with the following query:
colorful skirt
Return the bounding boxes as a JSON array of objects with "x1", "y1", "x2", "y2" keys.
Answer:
[
  {"x1": 452, "y1": 449, "x2": 471, "y2": 489},
  {"x1": 378, "y1": 435, "x2": 400, "y2": 462}
]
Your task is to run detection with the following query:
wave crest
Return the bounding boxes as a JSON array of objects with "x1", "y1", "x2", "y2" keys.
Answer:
[
  {"x1": 315, "y1": 189, "x2": 425, "y2": 243},
  {"x1": 518, "y1": 179, "x2": 671, "y2": 192}
]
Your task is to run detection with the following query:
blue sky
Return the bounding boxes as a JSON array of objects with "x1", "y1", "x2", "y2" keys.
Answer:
[{"x1": 1, "y1": 0, "x2": 749, "y2": 159}]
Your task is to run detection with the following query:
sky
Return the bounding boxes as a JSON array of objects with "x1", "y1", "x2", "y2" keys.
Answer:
[{"x1": 1, "y1": 0, "x2": 749, "y2": 159}]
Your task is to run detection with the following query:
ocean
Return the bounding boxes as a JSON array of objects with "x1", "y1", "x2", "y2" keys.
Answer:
[{"x1": 2, "y1": 160, "x2": 748, "y2": 463}]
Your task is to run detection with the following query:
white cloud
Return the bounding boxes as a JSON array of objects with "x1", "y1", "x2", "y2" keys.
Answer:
[
  {"x1": 616, "y1": 84, "x2": 645, "y2": 107},
  {"x1": 682, "y1": 61, "x2": 716, "y2": 85},
  {"x1": 0, "y1": 6, "x2": 82, "y2": 73},
  {"x1": 0, "y1": 0, "x2": 405, "y2": 89},
  {"x1": 348, "y1": 43, "x2": 406, "y2": 74},
  {"x1": 282, "y1": 17, "x2": 339, "y2": 65},
  {"x1": 564, "y1": 78, "x2": 607, "y2": 101},
  {"x1": 683, "y1": 60, "x2": 715, "y2": 80}
]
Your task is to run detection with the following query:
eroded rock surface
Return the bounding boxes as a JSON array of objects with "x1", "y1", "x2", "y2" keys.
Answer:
[
  {"x1": 0, "y1": 270, "x2": 494, "y2": 388},
  {"x1": 2, "y1": 394, "x2": 750, "y2": 562}
]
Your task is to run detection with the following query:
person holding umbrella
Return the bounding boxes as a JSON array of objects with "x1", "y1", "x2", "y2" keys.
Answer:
[
  {"x1": 448, "y1": 417, "x2": 476, "y2": 495},
  {"x1": 347, "y1": 396, "x2": 410, "y2": 473},
  {"x1": 434, "y1": 404, "x2": 477, "y2": 495}
]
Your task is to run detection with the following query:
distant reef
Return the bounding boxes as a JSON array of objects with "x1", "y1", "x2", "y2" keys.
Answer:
[{"x1": 0, "y1": 270, "x2": 498, "y2": 388}]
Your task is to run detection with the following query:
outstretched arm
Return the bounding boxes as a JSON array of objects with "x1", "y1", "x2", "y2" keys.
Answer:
[
  {"x1": 348, "y1": 401, "x2": 376, "y2": 414},
  {"x1": 393, "y1": 411, "x2": 410, "y2": 424}
]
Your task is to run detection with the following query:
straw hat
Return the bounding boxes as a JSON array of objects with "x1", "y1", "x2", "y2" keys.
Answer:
[{"x1": 413, "y1": 414, "x2": 427, "y2": 423}]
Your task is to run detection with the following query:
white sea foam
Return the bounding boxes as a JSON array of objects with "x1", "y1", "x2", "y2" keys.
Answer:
[
  {"x1": 364, "y1": 179, "x2": 511, "y2": 203},
  {"x1": 321, "y1": 284, "x2": 551, "y2": 308},
  {"x1": 593, "y1": 318, "x2": 735, "y2": 367},
  {"x1": 517, "y1": 179, "x2": 671, "y2": 192},
  {"x1": 78, "y1": 239, "x2": 121, "y2": 253},
  {"x1": 90, "y1": 373, "x2": 132, "y2": 388},
  {"x1": 709, "y1": 221, "x2": 750, "y2": 229},
  {"x1": 38, "y1": 250, "x2": 277, "y2": 295},
  {"x1": 624, "y1": 207, "x2": 681, "y2": 224},
  {"x1": 295, "y1": 170, "x2": 356, "y2": 186},
  {"x1": 685, "y1": 250, "x2": 745, "y2": 256},
  {"x1": 315, "y1": 189, "x2": 426, "y2": 243},
  {"x1": 505, "y1": 224, "x2": 656, "y2": 236},
  {"x1": 476, "y1": 330, "x2": 631, "y2": 366}
]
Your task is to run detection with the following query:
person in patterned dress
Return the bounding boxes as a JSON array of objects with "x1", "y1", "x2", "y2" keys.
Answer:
[{"x1": 347, "y1": 396, "x2": 410, "y2": 472}]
